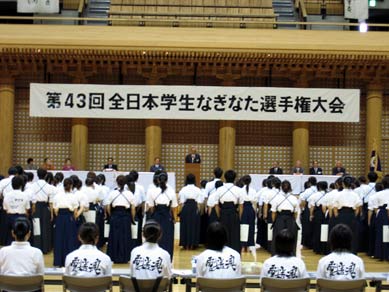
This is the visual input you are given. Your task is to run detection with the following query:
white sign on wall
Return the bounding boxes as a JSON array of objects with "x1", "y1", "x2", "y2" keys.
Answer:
[
  {"x1": 17, "y1": 0, "x2": 59, "y2": 13},
  {"x1": 30, "y1": 83, "x2": 360, "y2": 122}
]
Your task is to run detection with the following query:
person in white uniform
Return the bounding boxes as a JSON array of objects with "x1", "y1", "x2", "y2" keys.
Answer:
[
  {"x1": 196, "y1": 221, "x2": 241, "y2": 278},
  {"x1": 178, "y1": 174, "x2": 202, "y2": 250},
  {"x1": 147, "y1": 172, "x2": 178, "y2": 260},
  {"x1": 30, "y1": 168, "x2": 58, "y2": 254},
  {"x1": 214, "y1": 170, "x2": 244, "y2": 253},
  {"x1": 3, "y1": 176, "x2": 31, "y2": 245},
  {"x1": 0, "y1": 217, "x2": 44, "y2": 275},
  {"x1": 261, "y1": 229, "x2": 308, "y2": 279},
  {"x1": 130, "y1": 220, "x2": 172, "y2": 279},
  {"x1": 65, "y1": 222, "x2": 112, "y2": 276},
  {"x1": 317, "y1": 224, "x2": 365, "y2": 279},
  {"x1": 270, "y1": 180, "x2": 299, "y2": 255}
]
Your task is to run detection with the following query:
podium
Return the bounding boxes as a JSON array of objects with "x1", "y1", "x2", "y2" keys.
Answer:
[{"x1": 184, "y1": 163, "x2": 201, "y2": 186}]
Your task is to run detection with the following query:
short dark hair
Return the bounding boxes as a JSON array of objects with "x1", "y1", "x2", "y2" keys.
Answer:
[
  {"x1": 185, "y1": 173, "x2": 196, "y2": 185},
  {"x1": 224, "y1": 170, "x2": 236, "y2": 183},
  {"x1": 79, "y1": 223, "x2": 99, "y2": 245},
  {"x1": 37, "y1": 168, "x2": 47, "y2": 180},
  {"x1": 271, "y1": 177, "x2": 281, "y2": 189},
  {"x1": 381, "y1": 176, "x2": 389, "y2": 190},
  {"x1": 26, "y1": 172, "x2": 34, "y2": 182},
  {"x1": 317, "y1": 181, "x2": 328, "y2": 192},
  {"x1": 129, "y1": 170, "x2": 139, "y2": 181},
  {"x1": 308, "y1": 176, "x2": 317, "y2": 186},
  {"x1": 11, "y1": 176, "x2": 23, "y2": 190},
  {"x1": 13, "y1": 217, "x2": 31, "y2": 241},
  {"x1": 8, "y1": 167, "x2": 17, "y2": 176},
  {"x1": 214, "y1": 167, "x2": 223, "y2": 179},
  {"x1": 367, "y1": 171, "x2": 378, "y2": 183},
  {"x1": 274, "y1": 229, "x2": 295, "y2": 257},
  {"x1": 206, "y1": 222, "x2": 228, "y2": 251},
  {"x1": 342, "y1": 176, "x2": 354, "y2": 189},
  {"x1": 281, "y1": 180, "x2": 292, "y2": 193},
  {"x1": 143, "y1": 220, "x2": 162, "y2": 243},
  {"x1": 63, "y1": 178, "x2": 73, "y2": 192},
  {"x1": 357, "y1": 176, "x2": 367, "y2": 184},
  {"x1": 200, "y1": 180, "x2": 207, "y2": 189},
  {"x1": 329, "y1": 224, "x2": 352, "y2": 252},
  {"x1": 27, "y1": 158, "x2": 34, "y2": 164},
  {"x1": 215, "y1": 180, "x2": 223, "y2": 189}
]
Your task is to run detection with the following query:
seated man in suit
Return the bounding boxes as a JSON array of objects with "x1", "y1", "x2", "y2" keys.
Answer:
[
  {"x1": 185, "y1": 146, "x2": 201, "y2": 164},
  {"x1": 292, "y1": 160, "x2": 304, "y2": 175},
  {"x1": 269, "y1": 161, "x2": 283, "y2": 174},
  {"x1": 150, "y1": 157, "x2": 165, "y2": 172},
  {"x1": 309, "y1": 160, "x2": 323, "y2": 175},
  {"x1": 332, "y1": 160, "x2": 346, "y2": 176},
  {"x1": 103, "y1": 157, "x2": 118, "y2": 171}
]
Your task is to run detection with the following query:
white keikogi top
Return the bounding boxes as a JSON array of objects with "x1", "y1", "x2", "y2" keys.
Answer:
[
  {"x1": 65, "y1": 244, "x2": 112, "y2": 276},
  {"x1": 130, "y1": 242, "x2": 172, "y2": 279},
  {"x1": 179, "y1": 184, "x2": 203, "y2": 204},
  {"x1": 3, "y1": 189, "x2": 30, "y2": 214},
  {"x1": 146, "y1": 186, "x2": 178, "y2": 208},
  {"x1": 196, "y1": 246, "x2": 241, "y2": 278},
  {"x1": 261, "y1": 255, "x2": 308, "y2": 279},
  {"x1": 0, "y1": 242, "x2": 44, "y2": 275},
  {"x1": 317, "y1": 252, "x2": 365, "y2": 280}
]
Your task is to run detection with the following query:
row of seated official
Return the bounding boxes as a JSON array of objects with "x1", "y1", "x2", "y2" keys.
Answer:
[{"x1": 0, "y1": 219, "x2": 364, "y2": 284}]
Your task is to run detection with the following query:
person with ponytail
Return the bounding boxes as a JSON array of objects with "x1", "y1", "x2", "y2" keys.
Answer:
[
  {"x1": 106, "y1": 175, "x2": 136, "y2": 263},
  {"x1": 130, "y1": 220, "x2": 171, "y2": 279},
  {"x1": 65, "y1": 222, "x2": 112, "y2": 276},
  {"x1": 146, "y1": 172, "x2": 177, "y2": 260},
  {"x1": 239, "y1": 175, "x2": 257, "y2": 252},
  {"x1": 0, "y1": 217, "x2": 44, "y2": 275},
  {"x1": 53, "y1": 178, "x2": 82, "y2": 267}
]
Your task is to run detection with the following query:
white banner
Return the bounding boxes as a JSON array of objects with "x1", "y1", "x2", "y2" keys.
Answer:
[
  {"x1": 30, "y1": 83, "x2": 360, "y2": 122},
  {"x1": 344, "y1": 0, "x2": 368, "y2": 20},
  {"x1": 17, "y1": 0, "x2": 59, "y2": 13}
]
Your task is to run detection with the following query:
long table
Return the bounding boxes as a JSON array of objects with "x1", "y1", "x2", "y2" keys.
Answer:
[
  {"x1": 249, "y1": 174, "x2": 339, "y2": 194},
  {"x1": 44, "y1": 268, "x2": 389, "y2": 292},
  {"x1": 28, "y1": 170, "x2": 176, "y2": 193}
]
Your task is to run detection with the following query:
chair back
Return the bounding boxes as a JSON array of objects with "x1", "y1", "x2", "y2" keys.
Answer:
[
  {"x1": 62, "y1": 275, "x2": 112, "y2": 292},
  {"x1": 261, "y1": 277, "x2": 311, "y2": 292},
  {"x1": 0, "y1": 274, "x2": 44, "y2": 292},
  {"x1": 196, "y1": 277, "x2": 246, "y2": 292},
  {"x1": 316, "y1": 278, "x2": 366, "y2": 292},
  {"x1": 119, "y1": 276, "x2": 170, "y2": 292}
]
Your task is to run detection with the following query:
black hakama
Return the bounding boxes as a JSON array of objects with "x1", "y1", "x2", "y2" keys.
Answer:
[
  {"x1": 179, "y1": 199, "x2": 200, "y2": 248},
  {"x1": 266, "y1": 205, "x2": 274, "y2": 252},
  {"x1": 151, "y1": 205, "x2": 174, "y2": 260},
  {"x1": 272, "y1": 210, "x2": 298, "y2": 255},
  {"x1": 219, "y1": 202, "x2": 240, "y2": 253},
  {"x1": 256, "y1": 205, "x2": 268, "y2": 250},
  {"x1": 240, "y1": 201, "x2": 255, "y2": 247},
  {"x1": 135, "y1": 205, "x2": 143, "y2": 247},
  {"x1": 89, "y1": 203, "x2": 105, "y2": 248},
  {"x1": 208, "y1": 207, "x2": 218, "y2": 225},
  {"x1": 300, "y1": 207, "x2": 313, "y2": 248},
  {"x1": 107, "y1": 207, "x2": 133, "y2": 263},
  {"x1": 374, "y1": 205, "x2": 389, "y2": 261},
  {"x1": 337, "y1": 207, "x2": 358, "y2": 254},
  {"x1": 312, "y1": 206, "x2": 326, "y2": 254},
  {"x1": 368, "y1": 213, "x2": 376, "y2": 257},
  {"x1": 0, "y1": 199, "x2": 8, "y2": 246},
  {"x1": 357, "y1": 203, "x2": 369, "y2": 253},
  {"x1": 53, "y1": 209, "x2": 78, "y2": 267},
  {"x1": 33, "y1": 201, "x2": 52, "y2": 254}
]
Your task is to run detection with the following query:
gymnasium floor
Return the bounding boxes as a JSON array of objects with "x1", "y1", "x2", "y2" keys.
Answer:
[{"x1": 45, "y1": 241, "x2": 388, "y2": 291}]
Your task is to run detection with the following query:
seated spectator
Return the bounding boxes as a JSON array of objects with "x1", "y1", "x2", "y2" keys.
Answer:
[
  {"x1": 65, "y1": 223, "x2": 112, "y2": 276},
  {"x1": 260, "y1": 229, "x2": 308, "y2": 279},
  {"x1": 0, "y1": 217, "x2": 44, "y2": 275},
  {"x1": 62, "y1": 158, "x2": 76, "y2": 171},
  {"x1": 196, "y1": 221, "x2": 241, "y2": 278},
  {"x1": 317, "y1": 224, "x2": 365, "y2": 280},
  {"x1": 130, "y1": 220, "x2": 172, "y2": 279}
]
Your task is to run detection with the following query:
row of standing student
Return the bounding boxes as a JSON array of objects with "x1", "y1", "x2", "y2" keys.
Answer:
[
  {"x1": 0, "y1": 217, "x2": 365, "y2": 285},
  {"x1": 298, "y1": 172, "x2": 389, "y2": 261}
]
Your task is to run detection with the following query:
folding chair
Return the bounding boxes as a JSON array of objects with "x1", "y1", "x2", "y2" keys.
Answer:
[
  {"x1": 62, "y1": 275, "x2": 112, "y2": 292},
  {"x1": 316, "y1": 278, "x2": 366, "y2": 292},
  {"x1": 261, "y1": 277, "x2": 311, "y2": 292},
  {"x1": 0, "y1": 274, "x2": 44, "y2": 292},
  {"x1": 119, "y1": 275, "x2": 170, "y2": 292},
  {"x1": 196, "y1": 276, "x2": 246, "y2": 292}
]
